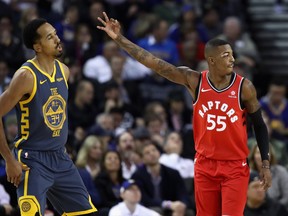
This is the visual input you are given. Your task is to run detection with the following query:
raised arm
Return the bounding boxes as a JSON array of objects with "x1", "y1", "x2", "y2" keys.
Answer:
[
  {"x1": 241, "y1": 79, "x2": 272, "y2": 190},
  {"x1": 97, "y1": 12, "x2": 200, "y2": 89},
  {"x1": 0, "y1": 69, "x2": 32, "y2": 187}
]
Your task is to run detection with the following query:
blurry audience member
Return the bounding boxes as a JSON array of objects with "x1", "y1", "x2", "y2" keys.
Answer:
[
  {"x1": 68, "y1": 79, "x2": 98, "y2": 133},
  {"x1": 76, "y1": 135, "x2": 102, "y2": 206},
  {"x1": 244, "y1": 171, "x2": 288, "y2": 216},
  {"x1": 76, "y1": 135, "x2": 103, "y2": 179},
  {"x1": 0, "y1": 59, "x2": 11, "y2": 95},
  {"x1": 132, "y1": 142, "x2": 194, "y2": 216},
  {"x1": 160, "y1": 132, "x2": 194, "y2": 179},
  {"x1": 260, "y1": 79, "x2": 288, "y2": 143},
  {"x1": 54, "y1": 4, "x2": 79, "y2": 49},
  {"x1": 0, "y1": 183, "x2": 14, "y2": 216},
  {"x1": 95, "y1": 150, "x2": 126, "y2": 215},
  {"x1": 137, "y1": 18, "x2": 179, "y2": 65},
  {"x1": 3, "y1": 115, "x2": 17, "y2": 147},
  {"x1": 166, "y1": 90, "x2": 192, "y2": 132},
  {"x1": 84, "y1": 40, "x2": 150, "y2": 83},
  {"x1": 64, "y1": 23, "x2": 97, "y2": 67},
  {"x1": 18, "y1": 6, "x2": 39, "y2": 59},
  {"x1": 116, "y1": 132, "x2": 138, "y2": 179},
  {"x1": 196, "y1": 7, "x2": 222, "y2": 43},
  {"x1": 218, "y1": 16, "x2": 260, "y2": 80},
  {"x1": 0, "y1": 15, "x2": 25, "y2": 73},
  {"x1": 109, "y1": 179, "x2": 160, "y2": 216},
  {"x1": 249, "y1": 144, "x2": 288, "y2": 210}
]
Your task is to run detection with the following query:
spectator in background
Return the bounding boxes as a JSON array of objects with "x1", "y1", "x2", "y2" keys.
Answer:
[
  {"x1": 95, "y1": 150, "x2": 126, "y2": 215},
  {"x1": 3, "y1": 115, "x2": 17, "y2": 148},
  {"x1": 85, "y1": 0, "x2": 107, "y2": 50},
  {"x1": 260, "y1": 79, "x2": 288, "y2": 143},
  {"x1": 109, "y1": 179, "x2": 160, "y2": 216},
  {"x1": 166, "y1": 90, "x2": 192, "y2": 133},
  {"x1": 54, "y1": 4, "x2": 79, "y2": 49},
  {"x1": 64, "y1": 23, "x2": 97, "y2": 67},
  {"x1": 76, "y1": 135, "x2": 103, "y2": 180},
  {"x1": 160, "y1": 132, "x2": 194, "y2": 179},
  {"x1": 196, "y1": 7, "x2": 222, "y2": 43},
  {"x1": 132, "y1": 142, "x2": 194, "y2": 216},
  {"x1": 84, "y1": 40, "x2": 150, "y2": 83},
  {"x1": 18, "y1": 6, "x2": 39, "y2": 60},
  {"x1": 75, "y1": 135, "x2": 102, "y2": 207},
  {"x1": 0, "y1": 60, "x2": 11, "y2": 95},
  {"x1": 68, "y1": 80, "x2": 98, "y2": 149},
  {"x1": 137, "y1": 18, "x2": 179, "y2": 65},
  {"x1": 0, "y1": 183, "x2": 14, "y2": 216},
  {"x1": 152, "y1": 0, "x2": 181, "y2": 25},
  {"x1": 244, "y1": 171, "x2": 288, "y2": 216},
  {"x1": 249, "y1": 144, "x2": 288, "y2": 210},
  {"x1": 217, "y1": 16, "x2": 260, "y2": 80},
  {"x1": 0, "y1": 15, "x2": 25, "y2": 74},
  {"x1": 116, "y1": 132, "x2": 138, "y2": 179}
]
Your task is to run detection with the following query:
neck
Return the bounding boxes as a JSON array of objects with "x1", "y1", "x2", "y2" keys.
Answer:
[
  {"x1": 87, "y1": 159, "x2": 99, "y2": 168},
  {"x1": 125, "y1": 201, "x2": 137, "y2": 213},
  {"x1": 208, "y1": 71, "x2": 232, "y2": 89},
  {"x1": 34, "y1": 56, "x2": 55, "y2": 75},
  {"x1": 109, "y1": 171, "x2": 119, "y2": 184},
  {"x1": 148, "y1": 163, "x2": 161, "y2": 176}
]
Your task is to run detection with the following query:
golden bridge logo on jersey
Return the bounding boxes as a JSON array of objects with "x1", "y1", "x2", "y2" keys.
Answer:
[
  {"x1": 228, "y1": 90, "x2": 237, "y2": 98},
  {"x1": 43, "y1": 87, "x2": 66, "y2": 137}
]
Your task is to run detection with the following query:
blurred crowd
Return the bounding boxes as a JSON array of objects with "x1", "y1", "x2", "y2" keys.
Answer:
[{"x1": 0, "y1": 0, "x2": 287, "y2": 215}]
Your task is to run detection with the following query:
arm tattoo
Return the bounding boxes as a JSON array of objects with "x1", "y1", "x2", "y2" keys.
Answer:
[{"x1": 115, "y1": 35, "x2": 177, "y2": 80}]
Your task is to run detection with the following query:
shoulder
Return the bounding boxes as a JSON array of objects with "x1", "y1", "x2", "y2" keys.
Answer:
[
  {"x1": 13, "y1": 68, "x2": 35, "y2": 85},
  {"x1": 241, "y1": 78, "x2": 257, "y2": 101},
  {"x1": 56, "y1": 60, "x2": 70, "y2": 80},
  {"x1": 109, "y1": 202, "x2": 126, "y2": 215}
]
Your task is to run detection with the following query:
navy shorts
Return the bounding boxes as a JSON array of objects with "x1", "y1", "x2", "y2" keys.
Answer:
[{"x1": 14, "y1": 148, "x2": 97, "y2": 216}]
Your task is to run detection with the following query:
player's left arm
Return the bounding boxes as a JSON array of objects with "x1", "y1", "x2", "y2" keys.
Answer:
[{"x1": 241, "y1": 79, "x2": 272, "y2": 190}]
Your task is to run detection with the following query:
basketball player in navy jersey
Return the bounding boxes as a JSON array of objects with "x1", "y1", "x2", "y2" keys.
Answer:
[
  {"x1": 97, "y1": 12, "x2": 272, "y2": 215},
  {"x1": 0, "y1": 19, "x2": 97, "y2": 216}
]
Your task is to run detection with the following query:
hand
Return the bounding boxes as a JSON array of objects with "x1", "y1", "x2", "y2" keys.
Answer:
[
  {"x1": 259, "y1": 167, "x2": 272, "y2": 191},
  {"x1": 97, "y1": 12, "x2": 121, "y2": 40},
  {"x1": 6, "y1": 158, "x2": 29, "y2": 187},
  {"x1": 3, "y1": 204, "x2": 13, "y2": 215},
  {"x1": 170, "y1": 201, "x2": 186, "y2": 215}
]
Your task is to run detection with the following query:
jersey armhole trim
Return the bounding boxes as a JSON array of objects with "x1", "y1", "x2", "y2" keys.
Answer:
[{"x1": 56, "y1": 60, "x2": 69, "y2": 89}]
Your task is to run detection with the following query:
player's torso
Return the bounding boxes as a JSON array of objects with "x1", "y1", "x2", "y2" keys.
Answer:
[
  {"x1": 14, "y1": 60, "x2": 68, "y2": 151},
  {"x1": 193, "y1": 71, "x2": 248, "y2": 160}
]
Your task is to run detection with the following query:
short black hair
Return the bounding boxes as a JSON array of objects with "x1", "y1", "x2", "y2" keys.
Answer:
[
  {"x1": 22, "y1": 18, "x2": 47, "y2": 50},
  {"x1": 204, "y1": 38, "x2": 230, "y2": 58}
]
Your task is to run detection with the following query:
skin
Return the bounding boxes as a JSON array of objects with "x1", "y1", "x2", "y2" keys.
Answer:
[
  {"x1": 97, "y1": 12, "x2": 271, "y2": 190},
  {"x1": 0, "y1": 22, "x2": 70, "y2": 187}
]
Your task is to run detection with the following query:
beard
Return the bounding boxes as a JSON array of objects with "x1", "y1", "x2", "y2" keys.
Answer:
[{"x1": 55, "y1": 51, "x2": 63, "y2": 58}]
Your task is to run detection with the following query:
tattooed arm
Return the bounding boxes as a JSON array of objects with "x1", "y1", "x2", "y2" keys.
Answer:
[{"x1": 97, "y1": 12, "x2": 200, "y2": 90}]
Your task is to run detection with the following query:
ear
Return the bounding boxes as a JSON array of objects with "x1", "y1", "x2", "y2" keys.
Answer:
[
  {"x1": 208, "y1": 57, "x2": 215, "y2": 65},
  {"x1": 33, "y1": 43, "x2": 41, "y2": 53}
]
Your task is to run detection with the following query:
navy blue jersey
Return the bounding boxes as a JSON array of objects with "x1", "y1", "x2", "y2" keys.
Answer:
[{"x1": 14, "y1": 59, "x2": 68, "y2": 151}]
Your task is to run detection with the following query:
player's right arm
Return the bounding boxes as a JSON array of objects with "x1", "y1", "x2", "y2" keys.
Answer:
[
  {"x1": 0, "y1": 68, "x2": 32, "y2": 187},
  {"x1": 97, "y1": 12, "x2": 200, "y2": 93}
]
